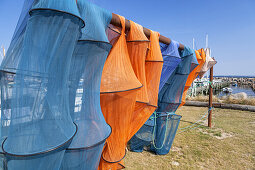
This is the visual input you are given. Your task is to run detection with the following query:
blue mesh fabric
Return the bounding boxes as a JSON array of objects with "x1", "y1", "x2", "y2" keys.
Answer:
[
  {"x1": 151, "y1": 47, "x2": 198, "y2": 155},
  {"x1": 0, "y1": 0, "x2": 35, "y2": 73},
  {"x1": 159, "y1": 41, "x2": 181, "y2": 92},
  {"x1": 150, "y1": 113, "x2": 181, "y2": 155},
  {"x1": 0, "y1": 1, "x2": 35, "y2": 167},
  {"x1": 129, "y1": 118, "x2": 154, "y2": 152},
  {"x1": 60, "y1": 1, "x2": 112, "y2": 169},
  {"x1": 0, "y1": 0, "x2": 84, "y2": 169},
  {"x1": 130, "y1": 46, "x2": 198, "y2": 155},
  {"x1": 158, "y1": 46, "x2": 198, "y2": 113}
]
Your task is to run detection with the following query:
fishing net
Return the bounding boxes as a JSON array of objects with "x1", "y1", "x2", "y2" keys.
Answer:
[
  {"x1": 150, "y1": 113, "x2": 182, "y2": 155},
  {"x1": 158, "y1": 47, "x2": 198, "y2": 112},
  {"x1": 130, "y1": 46, "x2": 198, "y2": 154},
  {"x1": 0, "y1": 0, "x2": 84, "y2": 169},
  {"x1": 152, "y1": 47, "x2": 198, "y2": 155},
  {"x1": 0, "y1": 0, "x2": 35, "y2": 73},
  {"x1": 127, "y1": 24, "x2": 163, "y2": 141},
  {"x1": 199, "y1": 48, "x2": 217, "y2": 78},
  {"x1": 129, "y1": 112, "x2": 181, "y2": 155},
  {"x1": 179, "y1": 49, "x2": 206, "y2": 107},
  {"x1": 0, "y1": 1, "x2": 35, "y2": 168},
  {"x1": 158, "y1": 41, "x2": 182, "y2": 92},
  {"x1": 99, "y1": 15, "x2": 142, "y2": 170},
  {"x1": 60, "y1": 1, "x2": 112, "y2": 169}
]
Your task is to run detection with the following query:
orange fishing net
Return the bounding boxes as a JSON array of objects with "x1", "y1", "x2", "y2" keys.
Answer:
[
  {"x1": 99, "y1": 17, "x2": 163, "y2": 169},
  {"x1": 99, "y1": 15, "x2": 142, "y2": 170},
  {"x1": 128, "y1": 28, "x2": 163, "y2": 140},
  {"x1": 179, "y1": 48, "x2": 206, "y2": 107}
]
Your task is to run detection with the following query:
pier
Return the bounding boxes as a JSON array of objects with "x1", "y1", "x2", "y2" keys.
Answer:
[
  {"x1": 214, "y1": 77, "x2": 255, "y2": 91},
  {"x1": 189, "y1": 79, "x2": 230, "y2": 97},
  {"x1": 188, "y1": 76, "x2": 255, "y2": 97},
  {"x1": 253, "y1": 79, "x2": 255, "y2": 91}
]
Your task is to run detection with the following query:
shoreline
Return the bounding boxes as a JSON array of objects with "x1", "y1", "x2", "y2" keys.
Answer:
[{"x1": 184, "y1": 101, "x2": 255, "y2": 112}]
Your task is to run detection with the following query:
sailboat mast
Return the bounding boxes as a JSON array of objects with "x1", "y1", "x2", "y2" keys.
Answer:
[{"x1": 206, "y1": 34, "x2": 208, "y2": 49}]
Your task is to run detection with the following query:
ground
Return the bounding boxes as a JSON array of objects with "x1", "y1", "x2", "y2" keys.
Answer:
[{"x1": 124, "y1": 106, "x2": 255, "y2": 170}]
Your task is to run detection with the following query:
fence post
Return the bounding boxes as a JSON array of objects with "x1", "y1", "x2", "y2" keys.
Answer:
[{"x1": 208, "y1": 66, "x2": 213, "y2": 128}]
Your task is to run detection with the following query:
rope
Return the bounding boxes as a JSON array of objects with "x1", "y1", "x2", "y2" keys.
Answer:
[
  {"x1": 177, "y1": 107, "x2": 213, "y2": 134},
  {"x1": 151, "y1": 112, "x2": 174, "y2": 150},
  {"x1": 208, "y1": 81, "x2": 214, "y2": 88}
]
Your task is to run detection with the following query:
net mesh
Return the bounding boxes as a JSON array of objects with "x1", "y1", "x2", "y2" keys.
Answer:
[
  {"x1": 179, "y1": 49, "x2": 206, "y2": 107},
  {"x1": 0, "y1": 0, "x2": 34, "y2": 73},
  {"x1": 159, "y1": 41, "x2": 182, "y2": 92},
  {"x1": 60, "y1": 1, "x2": 112, "y2": 169},
  {"x1": 0, "y1": 0, "x2": 84, "y2": 169},
  {"x1": 99, "y1": 15, "x2": 142, "y2": 169},
  {"x1": 130, "y1": 46, "x2": 198, "y2": 155},
  {"x1": 150, "y1": 113, "x2": 182, "y2": 155},
  {"x1": 127, "y1": 26, "x2": 163, "y2": 141}
]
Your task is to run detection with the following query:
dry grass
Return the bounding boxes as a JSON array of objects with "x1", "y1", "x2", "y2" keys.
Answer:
[
  {"x1": 124, "y1": 106, "x2": 255, "y2": 170},
  {"x1": 187, "y1": 95, "x2": 255, "y2": 106}
]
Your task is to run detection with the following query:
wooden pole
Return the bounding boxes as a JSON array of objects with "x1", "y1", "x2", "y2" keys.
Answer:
[
  {"x1": 110, "y1": 13, "x2": 185, "y2": 50},
  {"x1": 208, "y1": 66, "x2": 213, "y2": 128}
]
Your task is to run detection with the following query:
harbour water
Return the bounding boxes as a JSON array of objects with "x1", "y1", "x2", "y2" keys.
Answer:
[{"x1": 218, "y1": 85, "x2": 255, "y2": 98}]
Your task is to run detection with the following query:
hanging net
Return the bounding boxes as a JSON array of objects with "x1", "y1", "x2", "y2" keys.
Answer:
[
  {"x1": 99, "y1": 15, "x2": 142, "y2": 170},
  {"x1": 0, "y1": 0, "x2": 84, "y2": 169},
  {"x1": 130, "y1": 46, "x2": 198, "y2": 155},
  {"x1": 0, "y1": 1, "x2": 35, "y2": 168},
  {"x1": 150, "y1": 112, "x2": 182, "y2": 155},
  {"x1": 158, "y1": 46, "x2": 198, "y2": 113},
  {"x1": 126, "y1": 21, "x2": 150, "y2": 139},
  {"x1": 127, "y1": 25, "x2": 163, "y2": 143},
  {"x1": 158, "y1": 41, "x2": 182, "y2": 92},
  {"x1": 151, "y1": 47, "x2": 198, "y2": 155},
  {"x1": 60, "y1": 1, "x2": 112, "y2": 169},
  {"x1": 179, "y1": 49, "x2": 206, "y2": 107},
  {"x1": 198, "y1": 48, "x2": 217, "y2": 78}
]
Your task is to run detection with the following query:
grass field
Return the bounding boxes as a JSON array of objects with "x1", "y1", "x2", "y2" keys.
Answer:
[{"x1": 124, "y1": 106, "x2": 255, "y2": 170}]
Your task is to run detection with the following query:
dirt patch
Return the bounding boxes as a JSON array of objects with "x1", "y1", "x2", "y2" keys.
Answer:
[{"x1": 198, "y1": 128, "x2": 234, "y2": 140}]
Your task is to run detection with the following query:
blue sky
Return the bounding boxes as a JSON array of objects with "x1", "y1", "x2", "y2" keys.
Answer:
[{"x1": 0, "y1": 0, "x2": 254, "y2": 76}]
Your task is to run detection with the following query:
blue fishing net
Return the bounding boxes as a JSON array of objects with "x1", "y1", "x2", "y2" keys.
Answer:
[
  {"x1": 159, "y1": 40, "x2": 181, "y2": 92},
  {"x1": 130, "y1": 46, "x2": 198, "y2": 155},
  {"x1": 150, "y1": 113, "x2": 182, "y2": 155},
  {"x1": 1, "y1": 0, "x2": 35, "y2": 73},
  {"x1": 0, "y1": 0, "x2": 84, "y2": 169},
  {"x1": 0, "y1": 1, "x2": 35, "y2": 168},
  {"x1": 60, "y1": 1, "x2": 112, "y2": 169},
  {"x1": 129, "y1": 117, "x2": 154, "y2": 152},
  {"x1": 158, "y1": 46, "x2": 198, "y2": 113}
]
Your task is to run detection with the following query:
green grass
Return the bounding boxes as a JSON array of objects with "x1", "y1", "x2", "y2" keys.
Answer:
[
  {"x1": 187, "y1": 95, "x2": 255, "y2": 106},
  {"x1": 124, "y1": 106, "x2": 255, "y2": 169}
]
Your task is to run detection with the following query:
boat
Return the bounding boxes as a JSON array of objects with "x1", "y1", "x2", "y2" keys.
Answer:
[
  {"x1": 222, "y1": 87, "x2": 233, "y2": 93},
  {"x1": 232, "y1": 82, "x2": 237, "y2": 86}
]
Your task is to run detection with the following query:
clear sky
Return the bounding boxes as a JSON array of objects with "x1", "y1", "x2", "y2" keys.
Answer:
[{"x1": 0, "y1": 0, "x2": 254, "y2": 76}]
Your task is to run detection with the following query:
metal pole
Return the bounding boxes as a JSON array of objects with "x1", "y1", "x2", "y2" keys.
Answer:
[
  {"x1": 110, "y1": 13, "x2": 185, "y2": 50},
  {"x1": 206, "y1": 34, "x2": 208, "y2": 49},
  {"x1": 192, "y1": 38, "x2": 195, "y2": 49},
  {"x1": 208, "y1": 66, "x2": 213, "y2": 128}
]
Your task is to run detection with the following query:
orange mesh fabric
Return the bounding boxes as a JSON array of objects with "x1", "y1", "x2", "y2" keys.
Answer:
[
  {"x1": 126, "y1": 21, "x2": 150, "y2": 140},
  {"x1": 128, "y1": 30, "x2": 163, "y2": 140},
  {"x1": 145, "y1": 31, "x2": 164, "y2": 106},
  {"x1": 99, "y1": 15, "x2": 142, "y2": 169},
  {"x1": 179, "y1": 49, "x2": 206, "y2": 107},
  {"x1": 127, "y1": 21, "x2": 150, "y2": 104}
]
